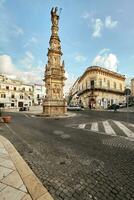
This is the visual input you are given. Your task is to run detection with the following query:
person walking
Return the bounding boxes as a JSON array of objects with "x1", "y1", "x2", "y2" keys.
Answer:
[{"x1": 114, "y1": 104, "x2": 117, "y2": 112}]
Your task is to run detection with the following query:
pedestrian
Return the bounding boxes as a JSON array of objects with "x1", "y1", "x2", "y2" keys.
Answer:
[{"x1": 114, "y1": 104, "x2": 117, "y2": 112}]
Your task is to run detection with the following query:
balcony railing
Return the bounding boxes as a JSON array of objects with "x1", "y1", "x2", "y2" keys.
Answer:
[{"x1": 77, "y1": 85, "x2": 124, "y2": 96}]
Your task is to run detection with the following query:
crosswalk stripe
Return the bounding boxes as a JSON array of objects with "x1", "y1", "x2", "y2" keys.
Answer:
[
  {"x1": 79, "y1": 124, "x2": 86, "y2": 129},
  {"x1": 24, "y1": 114, "x2": 30, "y2": 118},
  {"x1": 91, "y1": 122, "x2": 98, "y2": 132},
  {"x1": 102, "y1": 121, "x2": 116, "y2": 135},
  {"x1": 130, "y1": 124, "x2": 134, "y2": 128},
  {"x1": 113, "y1": 121, "x2": 134, "y2": 138}
]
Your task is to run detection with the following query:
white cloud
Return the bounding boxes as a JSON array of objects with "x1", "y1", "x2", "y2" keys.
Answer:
[
  {"x1": 81, "y1": 10, "x2": 95, "y2": 21},
  {"x1": 81, "y1": 11, "x2": 90, "y2": 19},
  {"x1": 105, "y1": 16, "x2": 118, "y2": 29},
  {"x1": 64, "y1": 73, "x2": 78, "y2": 94},
  {"x1": 17, "y1": 68, "x2": 43, "y2": 84},
  {"x1": 0, "y1": 54, "x2": 43, "y2": 84},
  {"x1": 25, "y1": 51, "x2": 34, "y2": 60},
  {"x1": 20, "y1": 51, "x2": 34, "y2": 69},
  {"x1": 0, "y1": 54, "x2": 73, "y2": 94},
  {"x1": 92, "y1": 18, "x2": 103, "y2": 38},
  {"x1": 99, "y1": 48, "x2": 110, "y2": 55},
  {"x1": 24, "y1": 36, "x2": 38, "y2": 48},
  {"x1": 74, "y1": 53, "x2": 86, "y2": 62},
  {"x1": 91, "y1": 16, "x2": 118, "y2": 38},
  {"x1": 0, "y1": 55, "x2": 16, "y2": 74},
  {"x1": 92, "y1": 50, "x2": 119, "y2": 72}
]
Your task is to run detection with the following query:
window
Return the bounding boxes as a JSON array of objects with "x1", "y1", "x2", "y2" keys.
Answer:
[
  {"x1": 11, "y1": 103, "x2": 14, "y2": 107},
  {"x1": 1, "y1": 94, "x2": 6, "y2": 98},
  {"x1": 107, "y1": 80, "x2": 110, "y2": 88},
  {"x1": 6, "y1": 86, "x2": 9, "y2": 90},
  {"x1": 29, "y1": 88, "x2": 31, "y2": 92},
  {"x1": 20, "y1": 95, "x2": 23, "y2": 99},
  {"x1": 86, "y1": 81, "x2": 88, "y2": 88},
  {"x1": 91, "y1": 80, "x2": 94, "y2": 89},
  {"x1": 37, "y1": 94, "x2": 40, "y2": 99},
  {"x1": 11, "y1": 94, "x2": 15, "y2": 99},
  {"x1": 114, "y1": 82, "x2": 116, "y2": 89},
  {"x1": 99, "y1": 79, "x2": 102, "y2": 87},
  {"x1": 14, "y1": 87, "x2": 16, "y2": 91},
  {"x1": 120, "y1": 83, "x2": 122, "y2": 91}
]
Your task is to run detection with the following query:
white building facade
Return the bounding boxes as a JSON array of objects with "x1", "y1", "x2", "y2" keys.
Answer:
[
  {"x1": 0, "y1": 75, "x2": 33, "y2": 108},
  {"x1": 33, "y1": 84, "x2": 45, "y2": 105}
]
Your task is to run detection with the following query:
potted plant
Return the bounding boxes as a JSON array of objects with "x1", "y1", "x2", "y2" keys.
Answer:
[
  {"x1": 0, "y1": 104, "x2": 11, "y2": 123},
  {"x1": 2, "y1": 116, "x2": 12, "y2": 123}
]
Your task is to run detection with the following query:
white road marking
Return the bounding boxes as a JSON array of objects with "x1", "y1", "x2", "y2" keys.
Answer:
[
  {"x1": 113, "y1": 121, "x2": 134, "y2": 138},
  {"x1": 130, "y1": 124, "x2": 134, "y2": 128},
  {"x1": 78, "y1": 124, "x2": 86, "y2": 129},
  {"x1": 60, "y1": 134, "x2": 70, "y2": 139},
  {"x1": 91, "y1": 122, "x2": 98, "y2": 132},
  {"x1": 24, "y1": 114, "x2": 30, "y2": 118},
  {"x1": 53, "y1": 130, "x2": 64, "y2": 135},
  {"x1": 103, "y1": 121, "x2": 116, "y2": 135}
]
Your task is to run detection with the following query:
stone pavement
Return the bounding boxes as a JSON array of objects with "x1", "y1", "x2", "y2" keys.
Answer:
[{"x1": 0, "y1": 134, "x2": 54, "y2": 200}]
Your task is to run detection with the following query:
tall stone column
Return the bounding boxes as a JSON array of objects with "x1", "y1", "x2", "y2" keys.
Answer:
[{"x1": 43, "y1": 7, "x2": 67, "y2": 116}]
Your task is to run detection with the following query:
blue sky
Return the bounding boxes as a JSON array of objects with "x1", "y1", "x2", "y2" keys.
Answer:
[{"x1": 0, "y1": 0, "x2": 134, "y2": 91}]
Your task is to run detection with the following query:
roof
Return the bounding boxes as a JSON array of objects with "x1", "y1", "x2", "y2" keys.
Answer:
[{"x1": 78, "y1": 66, "x2": 125, "y2": 83}]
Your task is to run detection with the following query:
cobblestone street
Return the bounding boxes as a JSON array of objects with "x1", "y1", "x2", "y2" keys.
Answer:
[{"x1": 0, "y1": 110, "x2": 134, "y2": 200}]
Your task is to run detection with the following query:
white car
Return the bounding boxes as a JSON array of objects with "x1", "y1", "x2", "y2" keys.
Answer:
[{"x1": 67, "y1": 105, "x2": 82, "y2": 111}]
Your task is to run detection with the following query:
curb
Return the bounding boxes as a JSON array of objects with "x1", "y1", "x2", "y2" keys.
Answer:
[
  {"x1": 32, "y1": 112, "x2": 78, "y2": 119},
  {"x1": 0, "y1": 135, "x2": 54, "y2": 200}
]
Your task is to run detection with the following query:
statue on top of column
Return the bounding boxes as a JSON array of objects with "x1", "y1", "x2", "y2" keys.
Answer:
[{"x1": 51, "y1": 7, "x2": 59, "y2": 26}]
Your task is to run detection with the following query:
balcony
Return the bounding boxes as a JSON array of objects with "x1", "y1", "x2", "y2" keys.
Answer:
[{"x1": 77, "y1": 85, "x2": 124, "y2": 96}]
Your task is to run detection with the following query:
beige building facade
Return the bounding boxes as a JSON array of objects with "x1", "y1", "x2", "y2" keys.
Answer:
[
  {"x1": 70, "y1": 66, "x2": 126, "y2": 109},
  {"x1": 131, "y1": 78, "x2": 134, "y2": 96}
]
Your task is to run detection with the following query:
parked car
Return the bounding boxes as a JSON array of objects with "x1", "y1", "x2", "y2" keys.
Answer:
[
  {"x1": 67, "y1": 105, "x2": 82, "y2": 111},
  {"x1": 19, "y1": 106, "x2": 29, "y2": 111},
  {"x1": 107, "y1": 104, "x2": 120, "y2": 110},
  {"x1": 119, "y1": 103, "x2": 126, "y2": 108},
  {"x1": 128, "y1": 103, "x2": 133, "y2": 107}
]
